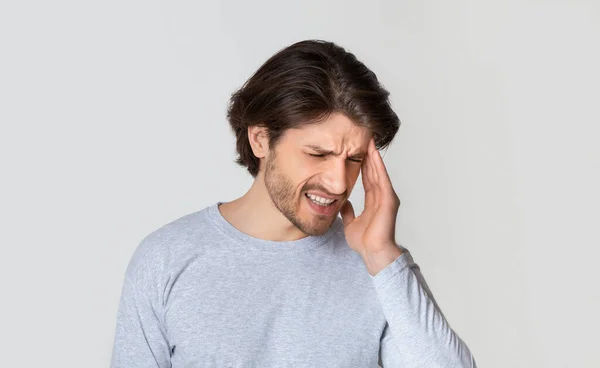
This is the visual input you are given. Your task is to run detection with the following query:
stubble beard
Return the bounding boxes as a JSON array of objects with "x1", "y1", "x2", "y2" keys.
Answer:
[{"x1": 263, "y1": 151, "x2": 335, "y2": 237}]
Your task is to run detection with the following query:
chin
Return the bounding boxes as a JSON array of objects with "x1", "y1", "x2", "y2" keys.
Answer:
[
  {"x1": 304, "y1": 226, "x2": 329, "y2": 237},
  {"x1": 288, "y1": 196, "x2": 338, "y2": 236},
  {"x1": 299, "y1": 213, "x2": 336, "y2": 236}
]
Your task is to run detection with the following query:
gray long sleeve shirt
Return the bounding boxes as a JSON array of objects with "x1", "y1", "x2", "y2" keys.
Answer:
[{"x1": 110, "y1": 202, "x2": 477, "y2": 367}]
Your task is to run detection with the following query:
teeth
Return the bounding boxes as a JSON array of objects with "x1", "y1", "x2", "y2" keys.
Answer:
[{"x1": 306, "y1": 193, "x2": 335, "y2": 206}]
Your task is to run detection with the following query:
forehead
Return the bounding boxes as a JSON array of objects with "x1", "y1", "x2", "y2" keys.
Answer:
[{"x1": 284, "y1": 113, "x2": 372, "y2": 146}]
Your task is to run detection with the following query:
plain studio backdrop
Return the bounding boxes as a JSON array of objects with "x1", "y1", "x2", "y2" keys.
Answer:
[{"x1": 1, "y1": 0, "x2": 599, "y2": 367}]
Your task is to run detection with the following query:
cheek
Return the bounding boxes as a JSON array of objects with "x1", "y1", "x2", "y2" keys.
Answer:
[
  {"x1": 290, "y1": 161, "x2": 319, "y2": 190},
  {"x1": 348, "y1": 164, "x2": 361, "y2": 181},
  {"x1": 297, "y1": 156, "x2": 322, "y2": 178},
  {"x1": 345, "y1": 165, "x2": 362, "y2": 190}
]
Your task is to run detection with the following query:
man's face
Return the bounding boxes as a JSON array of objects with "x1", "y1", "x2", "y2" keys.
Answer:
[{"x1": 263, "y1": 113, "x2": 372, "y2": 236}]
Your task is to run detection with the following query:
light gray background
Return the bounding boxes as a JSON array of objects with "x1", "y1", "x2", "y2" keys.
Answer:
[{"x1": 1, "y1": 1, "x2": 599, "y2": 367}]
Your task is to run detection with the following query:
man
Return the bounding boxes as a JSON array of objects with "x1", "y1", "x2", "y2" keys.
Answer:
[{"x1": 110, "y1": 40, "x2": 477, "y2": 367}]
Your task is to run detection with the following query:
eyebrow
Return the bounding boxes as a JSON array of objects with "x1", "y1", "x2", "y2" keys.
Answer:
[{"x1": 304, "y1": 145, "x2": 366, "y2": 160}]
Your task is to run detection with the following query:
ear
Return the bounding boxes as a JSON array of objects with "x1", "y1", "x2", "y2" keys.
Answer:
[{"x1": 248, "y1": 126, "x2": 269, "y2": 159}]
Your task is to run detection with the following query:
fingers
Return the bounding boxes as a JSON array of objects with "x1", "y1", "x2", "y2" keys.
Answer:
[
  {"x1": 366, "y1": 138, "x2": 400, "y2": 206},
  {"x1": 368, "y1": 138, "x2": 380, "y2": 185},
  {"x1": 361, "y1": 153, "x2": 373, "y2": 192},
  {"x1": 361, "y1": 145, "x2": 377, "y2": 211}
]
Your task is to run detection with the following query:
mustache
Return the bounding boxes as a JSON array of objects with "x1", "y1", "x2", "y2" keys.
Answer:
[{"x1": 302, "y1": 184, "x2": 347, "y2": 199}]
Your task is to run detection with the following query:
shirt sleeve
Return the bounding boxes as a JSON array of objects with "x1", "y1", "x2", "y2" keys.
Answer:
[
  {"x1": 110, "y1": 238, "x2": 172, "y2": 368},
  {"x1": 372, "y1": 247, "x2": 477, "y2": 368}
]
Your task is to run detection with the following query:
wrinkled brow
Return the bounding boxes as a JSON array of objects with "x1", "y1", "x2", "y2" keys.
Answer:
[{"x1": 304, "y1": 145, "x2": 366, "y2": 160}]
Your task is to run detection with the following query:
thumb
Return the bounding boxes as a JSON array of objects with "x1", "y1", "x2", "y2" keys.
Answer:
[{"x1": 340, "y1": 199, "x2": 355, "y2": 227}]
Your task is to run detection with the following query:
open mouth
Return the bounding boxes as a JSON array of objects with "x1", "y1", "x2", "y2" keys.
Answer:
[
  {"x1": 304, "y1": 193, "x2": 339, "y2": 216},
  {"x1": 305, "y1": 193, "x2": 336, "y2": 207}
]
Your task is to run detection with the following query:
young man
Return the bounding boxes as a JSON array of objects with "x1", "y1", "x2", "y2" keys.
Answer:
[{"x1": 110, "y1": 40, "x2": 477, "y2": 367}]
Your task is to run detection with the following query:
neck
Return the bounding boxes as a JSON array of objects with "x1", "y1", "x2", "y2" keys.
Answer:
[{"x1": 218, "y1": 173, "x2": 308, "y2": 242}]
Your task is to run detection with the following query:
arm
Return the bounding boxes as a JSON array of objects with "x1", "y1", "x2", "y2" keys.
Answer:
[
  {"x1": 110, "y1": 239, "x2": 172, "y2": 368},
  {"x1": 339, "y1": 139, "x2": 476, "y2": 366},
  {"x1": 372, "y1": 247, "x2": 477, "y2": 368}
]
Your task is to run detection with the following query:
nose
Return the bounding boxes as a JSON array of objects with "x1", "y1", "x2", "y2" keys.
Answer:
[{"x1": 321, "y1": 158, "x2": 348, "y2": 196}]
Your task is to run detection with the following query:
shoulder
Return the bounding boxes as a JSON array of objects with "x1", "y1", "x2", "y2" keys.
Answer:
[{"x1": 124, "y1": 206, "x2": 213, "y2": 283}]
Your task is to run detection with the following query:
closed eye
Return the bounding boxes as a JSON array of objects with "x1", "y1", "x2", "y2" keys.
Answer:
[{"x1": 309, "y1": 153, "x2": 362, "y2": 164}]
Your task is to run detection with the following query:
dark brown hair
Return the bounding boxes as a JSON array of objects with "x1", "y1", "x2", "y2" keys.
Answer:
[{"x1": 226, "y1": 39, "x2": 400, "y2": 177}]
